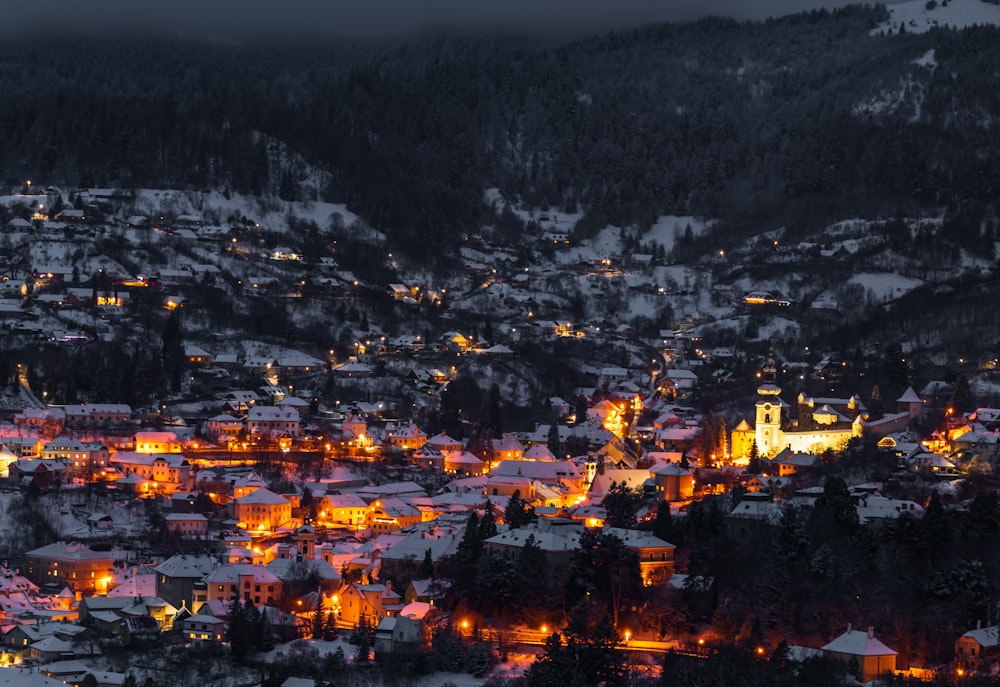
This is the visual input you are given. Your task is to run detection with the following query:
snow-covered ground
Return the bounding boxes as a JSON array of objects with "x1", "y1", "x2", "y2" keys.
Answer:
[
  {"x1": 131, "y1": 189, "x2": 359, "y2": 234},
  {"x1": 847, "y1": 272, "x2": 923, "y2": 302},
  {"x1": 642, "y1": 215, "x2": 714, "y2": 255},
  {"x1": 873, "y1": 0, "x2": 1000, "y2": 34}
]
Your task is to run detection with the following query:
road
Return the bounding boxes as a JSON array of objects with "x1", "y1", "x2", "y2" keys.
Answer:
[
  {"x1": 500, "y1": 628, "x2": 703, "y2": 656},
  {"x1": 16, "y1": 363, "x2": 45, "y2": 408}
]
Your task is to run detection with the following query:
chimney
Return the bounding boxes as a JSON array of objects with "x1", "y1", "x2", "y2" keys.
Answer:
[
  {"x1": 868, "y1": 626, "x2": 874, "y2": 639},
  {"x1": 978, "y1": 620, "x2": 983, "y2": 630},
  {"x1": 847, "y1": 623, "x2": 852, "y2": 633}
]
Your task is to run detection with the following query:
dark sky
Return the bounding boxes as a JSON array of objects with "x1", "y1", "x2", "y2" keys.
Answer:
[{"x1": 3, "y1": 0, "x2": 891, "y2": 38}]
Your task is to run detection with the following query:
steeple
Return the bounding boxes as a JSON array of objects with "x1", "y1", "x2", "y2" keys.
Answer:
[{"x1": 757, "y1": 356, "x2": 781, "y2": 397}]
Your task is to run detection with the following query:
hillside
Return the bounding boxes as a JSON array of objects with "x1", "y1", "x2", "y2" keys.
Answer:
[{"x1": 0, "y1": 4, "x2": 998, "y2": 261}]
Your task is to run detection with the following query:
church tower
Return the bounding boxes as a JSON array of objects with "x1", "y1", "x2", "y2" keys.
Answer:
[{"x1": 755, "y1": 356, "x2": 784, "y2": 457}]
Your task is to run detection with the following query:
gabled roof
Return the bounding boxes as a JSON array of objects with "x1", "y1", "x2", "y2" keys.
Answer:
[
  {"x1": 234, "y1": 488, "x2": 288, "y2": 506},
  {"x1": 821, "y1": 628, "x2": 896, "y2": 656},
  {"x1": 896, "y1": 386, "x2": 922, "y2": 404},
  {"x1": 961, "y1": 625, "x2": 1000, "y2": 648}
]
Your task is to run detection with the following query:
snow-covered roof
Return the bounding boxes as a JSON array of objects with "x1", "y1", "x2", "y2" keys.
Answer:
[{"x1": 822, "y1": 628, "x2": 896, "y2": 657}]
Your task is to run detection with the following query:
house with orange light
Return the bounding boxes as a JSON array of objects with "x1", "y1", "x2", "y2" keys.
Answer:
[
  {"x1": 109, "y1": 452, "x2": 192, "y2": 494},
  {"x1": 821, "y1": 625, "x2": 897, "y2": 682},
  {"x1": 204, "y1": 564, "x2": 281, "y2": 606},
  {"x1": 185, "y1": 344, "x2": 213, "y2": 368},
  {"x1": 134, "y1": 431, "x2": 182, "y2": 454},
  {"x1": 366, "y1": 498, "x2": 422, "y2": 535},
  {"x1": 339, "y1": 582, "x2": 403, "y2": 627},
  {"x1": 386, "y1": 423, "x2": 427, "y2": 451},
  {"x1": 650, "y1": 462, "x2": 694, "y2": 501},
  {"x1": 232, "y1": 488, "x2": 293, "y2": 534},
  {"x1": 412, "y1": 445, "x2": 445, "y2": 471},
  {"x1": 205, "y1": 414, "x2": 243, "y2": 444},
  {"x1": 427, "y1": 432, "x2": 462, "y2": 453},
  {"x1": 13, "y1": 406, "x2": 65, "y2": 436},
  {"x1": 955, "y1": 622, "x2": 1000, "y2": 672},
  {"x1": 604, "y1": 527, "x2": 676, "y2": 586},
  {"x1": 228, "y1": 471, "x2": 267, "y2": 500},
  {"x1": 26, "y1": 542, "x2": 115, "y2": 595},
  {"x1": 443, "y1": 450, "x2": 484, "y2": 476},
  {"x1": 488, "y1": 434, "x2": 524, "y2": 465},
  {"x1": 246, "y1": 405, "x2": 301, "y2": 438},
  {"x1": 42, "y1": 438, "x2": 109, "y2": 479},
  {"x1": 316, "y1": 493, "x2": 368, "y2": 531}
]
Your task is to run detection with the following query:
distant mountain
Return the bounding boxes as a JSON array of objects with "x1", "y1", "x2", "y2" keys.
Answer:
[{"x1": 1, "y1": 4, "x2": 999, "y2": 259}]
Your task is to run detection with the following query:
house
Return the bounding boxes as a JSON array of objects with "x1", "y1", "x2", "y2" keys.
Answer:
[
  {"x1": 386, "y1": 423, "x2": 427, "y2": 451},
  {"x1": 484, "y1": 519, "x2": 584, "y2": 575},
  {"x1": 41, "y1": 439, "x2": 109, "y2": 478},
  {"x1": 182, "y1": 613, "x2": 227, "y2": 643},
  {"x1": 165, "y1": 513, "x2": 209, "y2": 538},
  {"x1": 78, "y1": 595, "x2": 178, "y2": 632},
  {"x1": 662, "y1": 368, "x2": 698, "y2": 394},
  {"x1": 821, "y1": 625, "x2": 897, "y2": 682},
  {"x1": 443, "y1": 451, "x2": 485, "y2": 476},
  {"x1": 224, "y1": 390, "x2": 262, "y2": 413},
  {"x1": 488, "y1": 434, "x2": 525, "y2": 465},
  {"x1": 154, "y1": 554, "x2": 217, "y2": 612},
  {"x1": 246, "y1": 405, "x2": 301, "y2": 439},
  {"x1": 316, "y1": 493, "x2": 368, "y2": 531},
  {"x1": 109, "y1": 452, "x2": 192, "y2": 494},
  {"x1": 650, "y1": 462, "x2": 694, "y2": 501},
  {"x1": 604, "y1": 527, "x2": 676, "y2": 586},
  {"x1": 339, "y1": 582, "x2": 403, "y2": 627},
  {"x1": 366, "y1": 498, "x2": 422, "y2": 534},
  {"x1": 426, "y1": 432, "x2": 462, "y2": 453},
  {"x1": 725, "y1": 498, "x2": 782, "y2": 537},
  {"x1": 374, "y1": 602, "x2": 438, "y2": 654},
  {"x1": 204, "y1": 564, "x2": 281, "y2": 606},
  {"x1": 956, "y1": 622, "x2": 1000, "y2": 672},
  {"x1": 26, "y1": 542, "x2": 115, "y2": 594},
  {"x1": 8, "y1": 459, "x2": 70, "y2": 487},
  {"x1": 205, "y1": 414, "x2": 244, "y2": 443},
  {"x1": 232, "y1": 488, "x2": 293, "y2": 534},
  {"x1": 133, "y1": 431, "x2": 182, "y2": 454},
  {"x1": 13, "y1": 407, "x2": 65, "y2": 435},
  {"x1": 63, "y1": 403, "x2": 131, "y2": 429}
]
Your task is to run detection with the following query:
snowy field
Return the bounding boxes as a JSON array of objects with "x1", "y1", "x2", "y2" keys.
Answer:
[
  {"x1": 873, "y1": 0, "x2": 1000, "y2": 34},
  {"x1": 642, "y1": 216, "x2": 714, "y2": 255},
  {"x1": 847, "y1": 272, "x2": 923, "y2": 302}
]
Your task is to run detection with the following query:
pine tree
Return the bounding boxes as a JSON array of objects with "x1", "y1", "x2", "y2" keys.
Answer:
[
  {"x1": 478, "y1": 499, "x2": 498, "y2": 540},
  {"x1": 454, "y1": 510, "x2": 482, "y2": 598},
  {"x1": 653, "y1": 501, "x2": 673, "y2": 542},
  {"x1": 353, "y1": 616, "x2": 372, "y2": 663},
  {"x1": 504, "y1": 489, "x2": 535, "y2": 529},
  {"x1": 160, "y1": 312, "x2": 185, "y2": 393},
  {"x1": 312, "y1": 602, "x2": 325, "y2": 639},
  {"x1": 603, "y1": 481, "x2": 641, "y2": 529},
  {"x1": 547, "y1": 422, "x2": 562, "y2": 457},
  {"x1": 323, "y1": 607, "x2": 339, "y2": 641},
  {"x1": 419, "y1": 547, "x2": 435, "y2": 579}
]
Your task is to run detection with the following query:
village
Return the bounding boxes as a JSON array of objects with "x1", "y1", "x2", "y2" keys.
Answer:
[{"x1": 0, "y1": 182, "x2": 998, "y2": 687}]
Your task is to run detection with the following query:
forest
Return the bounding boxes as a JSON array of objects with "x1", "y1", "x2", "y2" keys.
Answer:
[{"x1": 1, "y1": 4, "x2": 999, "y2": 264}]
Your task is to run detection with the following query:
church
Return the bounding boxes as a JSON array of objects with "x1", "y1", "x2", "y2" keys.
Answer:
[
  {"x1": 747, "y1": 358, "x2": 863, "y2": 457},
  {"x1": 732, "y1": 358, "x2": 923, "y2": 459}
]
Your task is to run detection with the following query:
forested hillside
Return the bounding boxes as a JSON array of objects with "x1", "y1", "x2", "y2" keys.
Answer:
[{"x1": 1, "y1": 4, "x2": 998, "y2": 259}]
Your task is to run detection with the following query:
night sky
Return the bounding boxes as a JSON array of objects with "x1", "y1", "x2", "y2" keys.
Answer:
[{"x1": 2, "y1": 0, "x2": 899, "y2": 38}]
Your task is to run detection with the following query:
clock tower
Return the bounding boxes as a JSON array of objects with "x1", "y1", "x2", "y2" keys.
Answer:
[{"x1": 755, "y1": 357, "x2": 784, "y2": 457}]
